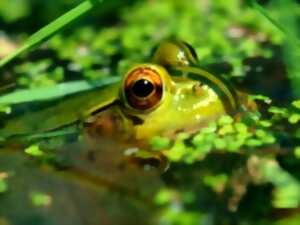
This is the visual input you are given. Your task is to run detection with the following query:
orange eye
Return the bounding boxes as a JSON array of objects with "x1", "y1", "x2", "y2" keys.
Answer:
[{"x1": 124, "y1": 67, "x2": 163, "y2": 110}]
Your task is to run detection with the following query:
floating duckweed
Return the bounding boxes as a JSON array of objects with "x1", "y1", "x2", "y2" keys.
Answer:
[
  {"x1": 268, "y1": 106, "x2": 289, "y2": 116},
  {"x1": 0, "y1": 180, "x2": 8, "y2": 193},
  {"x1": 234, "y1": 122, "x2": 248, "y2": 134},
  {"x1": 192, "y1": 133, "x2": 215, "y2": 153},
  {"x1": 292, "y1": 100, "x2": 300, "y2": 109},
  {"x1": 249, "y1": 94, "x2": 272, "y2": 104},
  {"x1": 258, "y1": 120, "x2": 272, "y2": 128},
  {"x1": 154, "y1": 189, "x2": 176, "y2": 205},
  {"x1": 0, "y1": 105, "x2": 11, "y2": 114},
  {"x1": 214, "y1": 138, "x2": 227, "y2": 150},
  {"x1": 0, "y1": 172, "x2": 8, "y2": 193},
  {"x1": 273, "y1": 184, "x2": 300, "y2": 208},
  {"x1": 295, "y1": 129, "x2": 300, "y2": 139},
  {"x1": 16, "y1": 60, "x2": 64, "y2": 88},
  {"x1": 218, "y1": 124, "x2": 234, "y2": 135},
  {"x1": 294, "y1": 147, "x2": 300, "y2": 159},
  {"x1": 200, "y1": 122, "x2": 217, "y2": 134},
  {"x1": 150, "y1": 136, "x2": 171, "y2": 151},
  {"x1": 241, "y1": 111, "x2": 261, "y2": 126},
  {"x1": 261, "y1": 159, "x2": 300, "y2": 209},
  {"x1": 255, "y1": 129, "x2": 267, "y2": 138},
  {"x1": 166, "y1": 140, "x2": 189, "y2": 162},
  {"x1": 226, "y1": 135, "x2": 244, "y2": 152},
  {"x1": 176, "y1": 132, "x2": 190, "y2": 141},
  {"x1": 203, "y1": 174, "x2": 228, "y2": 192},
  {"x1": 262, "y1": 134, "x2": 276, "y2": 145},
  {"x1": 217, "y1": 115, "x2": 234, "y2": 126},
  {"x1": 30, "y1": 192, "x2": 52, "y2": 207},
  {"x1": 24, "y1": 145, "x2": 44, "y2": 157},
  {"x1": 166, "y1": 110, "x2": 279, "y2": 163},
  {"x1": 288, "y1": 113, "x2": 300, "y2": 124},
  {"x1": 246, "y1": 139, "x2": 263, "y2": 147}
]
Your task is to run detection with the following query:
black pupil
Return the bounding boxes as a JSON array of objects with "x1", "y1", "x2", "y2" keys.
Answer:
[{"x1": 132, "y1": 79, "x2": 154, "y2": 98}]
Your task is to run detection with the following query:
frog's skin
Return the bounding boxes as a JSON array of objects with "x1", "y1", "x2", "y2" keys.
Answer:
[{"x1": 0, "y1": 41, "x2": 239, "y2": 149}]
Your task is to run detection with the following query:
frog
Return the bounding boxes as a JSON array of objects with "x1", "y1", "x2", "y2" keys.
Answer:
[
  {"x1": 84, "y1": 40, "x2": 239, "y2": 142},
  {"x1": 0, "y1": 40, "x2": 241, "y2": 168}
]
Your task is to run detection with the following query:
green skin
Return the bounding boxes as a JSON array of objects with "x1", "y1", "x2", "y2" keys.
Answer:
[{"x1": 0, "y1": 41, "x2": 238, "y2": 146}]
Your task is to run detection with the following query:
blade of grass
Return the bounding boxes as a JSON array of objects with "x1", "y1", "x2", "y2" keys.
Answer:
[
  {"x1": 247, "y1": 0, "x2": 300, "y2": 98},
  {"x1": 0, "y1": 76, "x2": 120, "y2": 105},
  {"x1": 0, "y1": 0, "x2": 99, "y2": 68},
  {"x1": 246, "y1": 0, "x2": 300, "y2": 48}
]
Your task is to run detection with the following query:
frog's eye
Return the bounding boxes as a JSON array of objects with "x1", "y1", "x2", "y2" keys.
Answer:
[{"x1": 124, "y1": 67, "x2": 163, "y2": 110}]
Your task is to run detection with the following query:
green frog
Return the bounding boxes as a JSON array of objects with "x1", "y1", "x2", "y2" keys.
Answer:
[{"x1": 0, "y1": 41, "x2": 240, "y2": 165}]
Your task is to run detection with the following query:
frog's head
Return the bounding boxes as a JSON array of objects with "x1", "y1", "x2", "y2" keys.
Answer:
[
  {"x1": 85, "y1": 41, "x2": 238, "y2": 142},
  {"x1": 120, "y1": 40, "x2": 200, "y2": 115},
  {"x1": 118, "y1": 63, "x2": 228, "y2": 140}
]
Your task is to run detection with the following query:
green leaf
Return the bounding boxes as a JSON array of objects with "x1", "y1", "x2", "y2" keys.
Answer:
[
  {"x1": 150, "y1": 136, "x2": 171, "y2": 151},
  {"x1": 218, "y1": 124, "x2": 234, "y2": 135},
  {"x1": 294, "y1": 146, "x2": 300, "y2": 159},
  {"x1": 154, "y1": 189, "x2": 176, "y2": 205},
  {"x1": 0, "y1": 180, "x2": 8, "y2": 193},
  {"x1": 249, "y1": 94, "x2": 272, "y2": 104},
  {"x1": 24, "y1": 145, "x2": 44, "y2": 157},
  {"x1": 0, "y1": 77, "x2": 120, "y2": 106},
  {"x1": 0, "y1": 0, "x2": 100, "y2": 68},
  {"x1": 203, "y1": 174, "x2": 228, "y2": 191},
  {"x1": 268, "y1": 106, "x2": 288, "y2": 116},
  {"x1": 246, "y1": 0, "x2": 300, "y2": 48},
  {"x1": 0, "y1": 172, "x2": 9, "y2": 193},
  {"x1": 292, "y1": 100, "x2": 300, "y2": 109},
  {"x1": 217, "y1": 115, "x2": 233, "y2": 126},
  {"x1": 289, "y1": 113, "x2": 300, "y2": 124},
  {"x1": 30, "y1": 192, "x2": 52, "y2": 207}
]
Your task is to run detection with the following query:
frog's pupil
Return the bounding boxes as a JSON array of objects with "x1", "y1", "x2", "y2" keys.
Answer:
[{"x1": 132, "y1": 79, "x2": 154, "y2": 98}]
